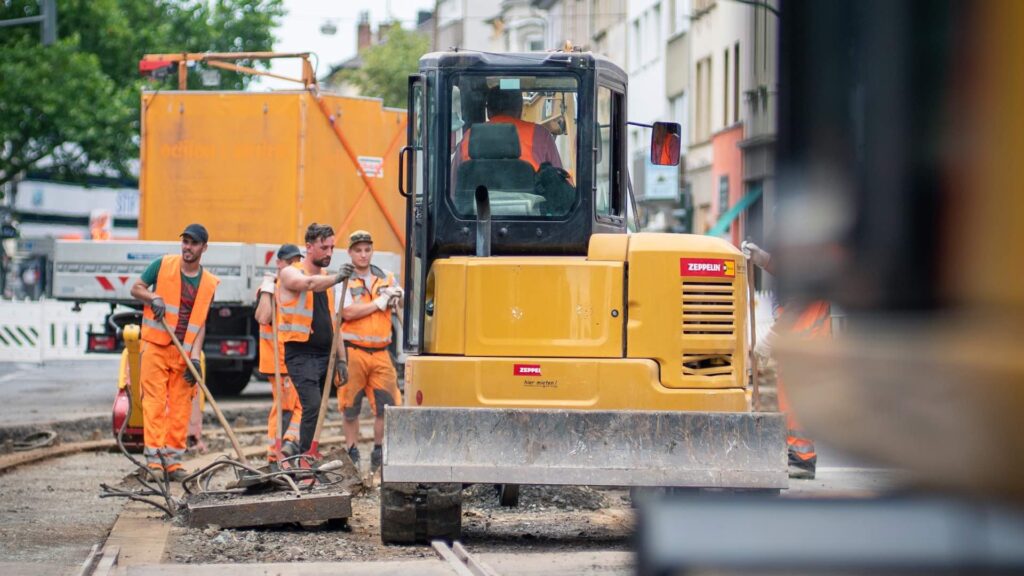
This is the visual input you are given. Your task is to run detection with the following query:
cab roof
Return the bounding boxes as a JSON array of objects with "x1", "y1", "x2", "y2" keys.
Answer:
[{"x1": 418, "y1": 50, "x2": 627, "y2": 86}]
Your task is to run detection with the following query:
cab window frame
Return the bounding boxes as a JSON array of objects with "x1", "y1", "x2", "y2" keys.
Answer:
[
  {"x1": 443, "y1": 70, "x2": 584, "y2": 222},
  {"x1": 594, "y1": 81, "x2": 625, "y2": 226}
]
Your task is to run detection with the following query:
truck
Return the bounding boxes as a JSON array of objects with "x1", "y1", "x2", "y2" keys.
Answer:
[
  {"x1": 379, "y1": 49, "x2": 787, "y2": 543},
  {"x1": 52, "y1": 53, "x2": 407, "y2": 397}
]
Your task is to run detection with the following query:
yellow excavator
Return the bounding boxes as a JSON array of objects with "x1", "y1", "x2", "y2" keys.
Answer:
[{"x1": 380, "y1": 50, "x2": 786, "y2": 543}]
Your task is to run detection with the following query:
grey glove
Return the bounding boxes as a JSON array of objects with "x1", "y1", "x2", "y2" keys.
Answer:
[
  {"x1": 150, "y1": 296, "x2": 167, "y2": 321},
  {"x1": 184, "y1": 358, "x2": 202, "y2": 386},
  {"x1": 334, "y1": 362, "x2": 349, "y2": 386},
  {"x1": 336, "y1": 263, "x2": 355, "y2": 283},
  {"x1": 740, "y1": 241, "x2": 772, "y2": 269}
]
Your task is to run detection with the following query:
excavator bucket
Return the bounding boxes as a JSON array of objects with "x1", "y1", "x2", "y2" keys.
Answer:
[{"x1": 382, "y1": 407, "x2": 788, "y2": 489}]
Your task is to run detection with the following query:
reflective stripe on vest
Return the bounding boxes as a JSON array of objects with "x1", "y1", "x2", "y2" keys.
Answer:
[
  {"x1": 278, "y1": 262, "x2": 336, "y2": 344},
  {"x1": 343, "y1": 270, "x2": 394, "y2": 349},
  {"x1": 140, "y1": 255, "x2": 220, "y2": 351}
]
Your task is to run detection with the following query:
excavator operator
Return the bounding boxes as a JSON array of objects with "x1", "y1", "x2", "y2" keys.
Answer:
[{"x1": 456, "y1": 85, "x2": 563, "y2": 171}]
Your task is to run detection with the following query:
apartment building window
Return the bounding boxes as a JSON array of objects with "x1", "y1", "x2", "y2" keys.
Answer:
[
  {"x1": 694, "y1": 56, "x2": 711, "y2": 142},
  {"x1": 733, "y1": 43, "x2": 740, "y2": 123},
  {"x1": 670, "y1": 92, "x2": 688, "y2": 148},
  {"x1": 671, "y1": 0, "x2": 691, "y2": 34},
  {"x1": 631, "y1": 18, "x2": 641, "y2": 71},
  {"x1": 723, "y1": 48, "x2": 729, "y2": 127},
  {"x1": 653, "y1": 3, "x2": 662, "y2": 58}
]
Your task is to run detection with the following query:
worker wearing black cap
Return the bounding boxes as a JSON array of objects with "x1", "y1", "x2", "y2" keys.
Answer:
[
  {"x1": 130, "y1": 223, "x2": 220, "y2": 482},
  {"x1": 253, "y1": 244, "x2": 305, "y2": 463}
]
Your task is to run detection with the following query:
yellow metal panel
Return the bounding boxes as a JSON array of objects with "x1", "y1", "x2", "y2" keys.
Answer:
[
  {"x1": 139, "y1": 92, "x2": 300, "y2": 243},
  {"x1": 302, "y1": 94, "x2": 407, "y2": 257},
  {"x1": 406, "y1": 356, "x2": 746, "y2": 412},
  {"x1": 463, "y1": 257, "x2": 624, "y2": 358},
  {"x1": 626, "y1": 233, "x2": 748, "y2": 389},
  {"x1": 587, "y1": 233, "x2": 629, "y2": 262},
  {"x1": 424, "y1": 259, "x2": 467, "y2": 354}
]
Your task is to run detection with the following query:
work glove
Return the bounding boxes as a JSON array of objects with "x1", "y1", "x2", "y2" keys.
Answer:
[
  {"x1": 383, "y1": 285, "x2": 404, "y2": 299},
  {"x1": 184, "y1": 358, "x2": 202, "y2": 386},
  {"x1": 334, "y1": 362, "x2": 349, "y2": 387},
  {"x1": 373, "y1": 293, "x2": 391, "y2": 311},
  {"x1": 336, "y1": 263, "x2": 355, "y2": 283},
  {"x1": 150, "y1": 296, "x2": 167, "y2": 321},
  {"x1": 259, "y1": 274, "x2": 276, "y2": 295},
  {"x1": 740, "y1": 241, "x2": 772, "y2": 269}
]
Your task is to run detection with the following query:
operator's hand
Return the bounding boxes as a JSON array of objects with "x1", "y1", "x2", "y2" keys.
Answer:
[
  {"x1": 336, "y1": 263, "x2": 355, "y2": 283},
  {"x1": 150, "y1": 296, "x2": 167, "y2": 321},
  {"x1": 334, "y1": 362, "x2": 349, "y2": 387},
  {"x1": 740, "y1": 241, "x2": 772, "y2": 269},
  {"x1": 184, "y1": 358, "x2": 202, "y2": 386},
  {"x1": 373, "y1": 293, "x2": 391, "y2": 311},
  {"x1": 259, "y1": 274, "x2": 276, "y2": 295}
]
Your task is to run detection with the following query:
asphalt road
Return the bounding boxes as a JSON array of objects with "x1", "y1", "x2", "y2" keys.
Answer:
[{"x1": 0, "y1": 358, "x2": 273, "y2": 427}]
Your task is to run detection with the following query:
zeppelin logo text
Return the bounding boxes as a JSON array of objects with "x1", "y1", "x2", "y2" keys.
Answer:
[
  {"x1": 679, "y1": 258, "x2": 736, "y2": 277},
  {"x1": 514, "y1": 364, "x2": 542, "y2": 376}
]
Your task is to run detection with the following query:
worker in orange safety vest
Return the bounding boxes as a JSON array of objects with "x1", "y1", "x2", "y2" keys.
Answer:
[
  {"x1": 339, "y1": 230, "x2": 403, "y2": 473},
  {"x1": 277, "y1": 223, "x2": 352, "y2": 455},
  {"x1": 254, "y1": 243, "x2": 306, "y2": 464},
  {"x1": 130, "y1": 223, "x2": 219, "y2": 482},
  {"x1": 742, "y1": 240, "x2": 829, "y2": 480}
]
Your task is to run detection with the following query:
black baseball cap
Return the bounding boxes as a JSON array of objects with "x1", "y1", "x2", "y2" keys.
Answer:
[
  {"x1": 277, "y1": 243, "x2": 303, "y2": 261},
  {"x1": 180, "y1": 223, "x2": 209, "y2": 244}
]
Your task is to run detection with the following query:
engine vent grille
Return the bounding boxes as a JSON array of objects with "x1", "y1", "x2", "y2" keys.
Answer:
[
  {"x1": 681, "y1": 353, "x2": 734, "y2": 378},
  {"x1": 681, "y1": 280, "x2": 736, "y2": 335}
]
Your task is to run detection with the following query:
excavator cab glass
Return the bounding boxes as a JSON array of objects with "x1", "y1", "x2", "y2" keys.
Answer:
[{"x1": 449, "y1": 75, "x2": 579, "y2": 219}]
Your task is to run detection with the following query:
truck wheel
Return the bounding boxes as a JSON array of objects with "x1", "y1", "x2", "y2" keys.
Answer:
[
  {"x1": 205, "y1": 366, "x2": 252, "y2": 396},
  {"x1": 380, "y1": 482, "x2": 462, "y2": 544},
  {"x1": 497, "y1": 483, "x2": 520, "y2": 507}
]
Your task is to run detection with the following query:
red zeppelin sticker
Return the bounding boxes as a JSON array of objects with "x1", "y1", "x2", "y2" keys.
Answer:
[
  {"x1": 514, "y1": 364, "x2": 542, "y2": 376},
  {"x1": 680, "y1": 258, "x2": 736, "y2": 277}
]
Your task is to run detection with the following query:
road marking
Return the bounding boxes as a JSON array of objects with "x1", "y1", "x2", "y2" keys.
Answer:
[{"x1": 0, "y1": 369, "x2": 30, "y2": 384}]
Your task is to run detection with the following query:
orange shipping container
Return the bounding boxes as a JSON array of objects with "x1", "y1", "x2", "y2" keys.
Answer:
[{"x1": 138, "y1": 90, "x2": 408, "y2": 258}]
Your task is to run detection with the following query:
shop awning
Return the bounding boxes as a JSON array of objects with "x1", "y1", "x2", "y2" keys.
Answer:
[{"x1": 706, "y1": 186, "x2": 763, "y2": 237}]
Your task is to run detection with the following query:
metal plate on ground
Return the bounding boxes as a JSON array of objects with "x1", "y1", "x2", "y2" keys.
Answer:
[
  {"x1": 186, "y1": 491, "x2": 351, "y2": 529},
  {"x1": 383, "y1": 407, "x2": 787, "y2": 489}
]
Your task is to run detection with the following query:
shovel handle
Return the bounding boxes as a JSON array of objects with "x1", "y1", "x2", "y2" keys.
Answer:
[
  {"x1": 160, "y1": 318, "x2": 246, "y2": 461},
  {"x1": 746, "y1": 256, "x2": 761, "y2": 412},
  {"x1": 270, "y1": 294, "x2": 285, "y2": 459},
  {"x1": 310, "y1": 279, "x2": 349, "y2": 452}
]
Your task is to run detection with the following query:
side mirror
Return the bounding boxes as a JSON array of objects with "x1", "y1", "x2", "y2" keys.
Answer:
[{"x1": 651, "y1": 122, "x2": 682, "y2": 166}]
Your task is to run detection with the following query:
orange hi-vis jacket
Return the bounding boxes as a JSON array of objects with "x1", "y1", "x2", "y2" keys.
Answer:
[
  {"x1": 257, "y1": 284, "x2": 287, "y2": 375},
  {"x1": 141, "y1": 255, "x2": 219, "y2": 354},
  {"x1": 458, "y1": 115, "x2": 557, "y2": 171},
  {"x1": 342, "y1": 268, "x2": 396, "y2": 349},
  {"x1": 278, "y1": 263, "x2": 337, "y2": 344}
]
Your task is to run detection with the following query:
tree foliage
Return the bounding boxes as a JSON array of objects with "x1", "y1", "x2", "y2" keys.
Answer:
[
  {"x1": 0, "y1": 0, "x2": 285, "y2": 190},
  {"x1": 339, "y1": 25, "x2": 430, "y2": 109}
]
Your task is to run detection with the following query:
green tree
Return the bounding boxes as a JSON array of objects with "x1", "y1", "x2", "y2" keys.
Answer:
[
  {"x1": 0, "y1": 0, "x2": 285, "y2": 190},
  {"x1": 339, "y1": 25, "x2": 429, "y2": 109}
]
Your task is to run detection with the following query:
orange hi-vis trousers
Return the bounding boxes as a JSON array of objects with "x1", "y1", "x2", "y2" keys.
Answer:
[
  {"x1": 140, "y1": 342, "x2": 196, "y2": 472},
  {"x1": 266, "y1": 375, "x2": 303, "y2": 460}
]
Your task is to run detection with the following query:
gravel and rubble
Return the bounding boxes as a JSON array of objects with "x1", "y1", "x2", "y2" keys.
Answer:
[{"x1": 168, "y1": 434, "x2": 633, "y2": 564}]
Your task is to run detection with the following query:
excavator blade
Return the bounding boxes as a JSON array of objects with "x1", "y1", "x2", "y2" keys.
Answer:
[{"x1": 382, "y1": 407, "x2": 788, "y2": 489}]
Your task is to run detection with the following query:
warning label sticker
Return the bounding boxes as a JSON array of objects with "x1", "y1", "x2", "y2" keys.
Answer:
[
  {"x1": 357, "y1": 156, "x2": 384, "y2": 178},
  {"x1": 679, "y1": 258, "x2": 736, "y2": 277}
]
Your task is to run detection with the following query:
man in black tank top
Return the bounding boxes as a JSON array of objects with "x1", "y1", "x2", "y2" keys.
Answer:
[{"x1": 277, "y1": 223, "x2": 353, "y2": 453}]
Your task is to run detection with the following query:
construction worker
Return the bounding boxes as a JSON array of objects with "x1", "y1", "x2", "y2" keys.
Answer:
[
  {"x1": 277, "y1": 223, "x2": 353, "y2": 455},
  {"x1": 455, "y1": 85, "x2": 563, "y2": 172},
  {"x1": 742, "y1": 240, "x2": 826, "y2": 479},
  {"x1": 339, "y1": 230, "x2": 403, "y2": 472},
  {"x1": 130, "y1": 223, "x2": 219, "y2": 482},
  {"x1": 254, "y1": 243, "x2": 305, "y2": 463}
]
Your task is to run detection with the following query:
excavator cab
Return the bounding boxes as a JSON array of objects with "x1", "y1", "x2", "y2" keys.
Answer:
[{"x1": 383, "y1": 51, "x2": 786, "y2": 544}]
